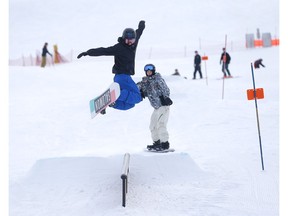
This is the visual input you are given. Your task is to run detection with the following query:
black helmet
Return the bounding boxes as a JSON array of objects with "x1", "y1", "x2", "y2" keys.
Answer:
[
  {"x1": 122, "y1": 28, "x2": 136, "y2": 39},
  {"x1": 144, "y1": 64, "x2": 156, "y2": 76}
]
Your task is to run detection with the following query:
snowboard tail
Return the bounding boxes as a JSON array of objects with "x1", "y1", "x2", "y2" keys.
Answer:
[
  {"x1": 89, "y1": 82, "x2": 120, "y2": 118},
  {"x1": 145, "y1": 148, "x2": 175, "y2": 153}
]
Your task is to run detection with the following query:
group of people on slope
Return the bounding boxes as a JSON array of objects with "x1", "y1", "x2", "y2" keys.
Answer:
[
  {"x1": 191, "y1": 47, "x2": 232, "y2": 79},
  {"x1": 191, "y1": 47, "x2": 265, "y2": 80}
]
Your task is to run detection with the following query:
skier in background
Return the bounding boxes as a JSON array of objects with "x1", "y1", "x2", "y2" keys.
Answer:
[
  {"x1": 77, "y1": 20, "x2": 145, "y2": 113},
  {"x1": 220, "y1": 47, "x2": 232, "y2": 77},
  {"x1": 193, "y1": 50, "x2": 203, "y2": 79},
  {"x1": 172, "y1": 68, "x2": 180, "y2": 76},
  {"x1": 41, "y1": 42, "x2": 52, "y2": 68},
  {"x1": 137, "y1": 64, "x2": 173, "y2": 151},
  {"x1": 254, "y1": 59, "x2": 265, "y2": 69}
]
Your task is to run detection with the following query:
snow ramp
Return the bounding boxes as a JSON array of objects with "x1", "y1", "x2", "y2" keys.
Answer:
[{"x1": 10, "y1": 153, "x2": 211, "y2": 216}]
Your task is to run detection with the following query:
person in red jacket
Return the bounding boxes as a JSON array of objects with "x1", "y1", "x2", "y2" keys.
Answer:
[{"x1": 220, "y1": 48, "x2": 232, "y2": 77}]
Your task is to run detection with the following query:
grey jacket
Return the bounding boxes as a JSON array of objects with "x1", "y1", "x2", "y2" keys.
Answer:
[{"x1": 138, "y1": 73, "x2": 170, "y2": 109}]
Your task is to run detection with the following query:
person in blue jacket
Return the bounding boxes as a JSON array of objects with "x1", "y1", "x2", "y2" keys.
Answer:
[
  {"x1": 193, "y1": 50, "x2": 202, "y2": 79},
  {"x1": 77, "y1": 20, "x2": 145, "y2": 112},
  {"x1": 41, "y1": 42, "x2": 52, "y2": 68}
]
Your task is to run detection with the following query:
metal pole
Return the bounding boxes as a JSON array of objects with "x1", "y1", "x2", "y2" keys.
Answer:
[
  {"x1": 121, "y1": 153, "x2": 130, "y2": 207},
  {"x1": 222, "y1": 35, "x2": 227, "y2": 99},
  {"x1": 122, "y1": 178, "x2": 126, "y2": 207},
  {"x1": 250, "y1": 63, "x2": 265, "y2": 170},
  {"x1": 204, "y1": 53, "x2": 208, "y2": 86}
]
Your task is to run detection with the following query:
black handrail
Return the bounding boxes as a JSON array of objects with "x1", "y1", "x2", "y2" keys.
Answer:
[{"x1": 121, "y1": 153, "x2": 130, "y2": 207}]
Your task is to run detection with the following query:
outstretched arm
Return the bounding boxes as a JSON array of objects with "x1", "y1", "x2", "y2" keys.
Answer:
[
  {"x1": 77, "y1": 52, "x2": 87, "y2": 59},
  {"x1": 77, "y1": 45, "x2": 119, "y2": 59},
  {"x1": 136, "y1": 20, "x2": 145, "y2": 41}
]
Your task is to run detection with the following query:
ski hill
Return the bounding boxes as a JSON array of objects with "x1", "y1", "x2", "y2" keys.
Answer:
[{"x1": 9, "y1": 46, "x2": 279, "y2": 215}]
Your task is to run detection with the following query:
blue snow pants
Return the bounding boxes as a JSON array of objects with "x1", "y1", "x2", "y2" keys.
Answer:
[{"x1": 113, "y1": 74, "x2": 142, "y2": 110}]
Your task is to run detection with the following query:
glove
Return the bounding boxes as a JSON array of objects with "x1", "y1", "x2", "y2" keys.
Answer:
[
  {"x1": 159, "y1": 95, "x2": 173, "y2": 106},
  {"x1": 138, "y1": 20, "x2": 145, "y2": 29},
  {"x1": 140, "y1": 89, "x2": 146, "y2": 99},
  {"x1": 77, "y1": 52, "x2": 88, "y2": 59}
]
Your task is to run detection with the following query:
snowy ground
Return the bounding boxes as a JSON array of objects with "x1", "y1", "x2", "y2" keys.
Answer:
[{"x1": 9, "y1": 46, "x2": 279, "y2": 216}]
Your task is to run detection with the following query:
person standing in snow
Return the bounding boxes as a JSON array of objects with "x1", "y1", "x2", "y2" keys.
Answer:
[
  {"x1": 137, "y1": 64, "x2": 173, "y2": 151},
  {"x1": 41, "y1": 42, "x2": 52, "y2": 68},
  {"x1": 77, "y1": 21, "x2": 145, "y2": 113},
  {"x1": 193, "y1": 50, "x2": 203, "y2": 79},
  {"x1": 220, "y1": 47, "x2": 232, "y2": 77}
]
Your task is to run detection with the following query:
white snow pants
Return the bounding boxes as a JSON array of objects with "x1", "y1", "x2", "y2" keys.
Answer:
[{"x1": 149, "y1": 106, "x2": 170, "y2": 143}]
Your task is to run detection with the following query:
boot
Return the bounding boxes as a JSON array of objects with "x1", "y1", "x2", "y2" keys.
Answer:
[
  {"x1": 109, "y1": 102, "x2": 116, "y2": 107},
  {"x1": 152, "y1": 141, "x2": 170, "y2": 151},
  {"x1": 147, "y1": 140, "x2": 160, "y2": 150},
  {"x1": 161, "y1": 141, "x2": 170, "y2": 150},
  {"x1": 100, "y1": 109, "x2": 106, "y2": 115}
]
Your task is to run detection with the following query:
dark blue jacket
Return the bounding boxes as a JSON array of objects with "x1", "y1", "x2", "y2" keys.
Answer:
[
  {"x1": 42, "y1": 46, "x2": 52, "y2": 57},
  {"x1": 85, "y1": 22, "x2": 145, "y2": 75},
  {"x1": 220, "y1": 52, "x2": 231, "y2": 64},
  {"x1": 194, "y1": 54, "x2": 201, "y2": 65}
]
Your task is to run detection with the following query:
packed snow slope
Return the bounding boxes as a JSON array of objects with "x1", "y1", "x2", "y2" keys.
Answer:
[{"x1": 10, "y1": 46, "x2": 279, "y2": 215}]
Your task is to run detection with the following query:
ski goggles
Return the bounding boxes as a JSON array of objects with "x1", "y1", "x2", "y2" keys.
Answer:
[{"x1": 144, "y1": 64, "x2": 154, "y2": 71}]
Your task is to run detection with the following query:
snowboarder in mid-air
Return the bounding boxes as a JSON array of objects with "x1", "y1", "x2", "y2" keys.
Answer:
[
  {"x1": 77, "y1": 20, "x2": 145, "y2": 113},
  {"x1": 137, "y1": 64, "x2": 173, "y2": 151}
]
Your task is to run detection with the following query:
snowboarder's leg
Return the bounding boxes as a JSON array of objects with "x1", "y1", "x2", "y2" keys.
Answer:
[
  {"x1": 149, "y1": 109, "x2": 160, "y2": 142},
  {"x1": 112, "y1": 100, "x2": 135, "y2": 110},
  {"x1": 149, "y1": 106, "x2": 170, "y2": 144},
  {"x1": 157, "y1": 106, "x2": 170, "y2": 143},
  {"x1": 118, "y1": 88, "x2": 141, "y2": 104},
  {"x1": 113, "y1": 74, "x2": 142, "y2": 110}
]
